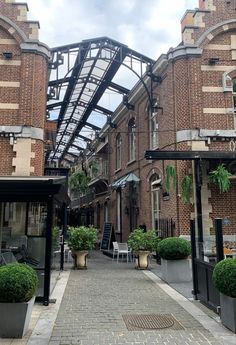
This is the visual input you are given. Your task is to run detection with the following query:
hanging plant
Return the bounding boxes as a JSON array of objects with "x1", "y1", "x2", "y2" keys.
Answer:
[
  {"x1": 181, "y1": 175, "x2": 193, "y2": 203},
  {"x1": 208, "y1": 164, "x2": 231, "y2": 193},
  {"x1": 90, "y1": 160, "x2": 99, "y2": 175},
  {"x1": 69, "y1": 170, "x2": 91, "y2": 194},
  {"x1": 164, "y1": 165, "x2": 176, "y2": 193}
]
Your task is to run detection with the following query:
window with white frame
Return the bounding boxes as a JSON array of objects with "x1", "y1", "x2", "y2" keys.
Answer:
[
  {"x1": 149, "y1": 108, "x2": 159, "y2": 149},
  {"x1": 116, "y1": 190, "x2": 121, "y2": 233},
  {"x1": 233, "y1": 78, "x2": 236, "y2": 112},
  {"x1": 116, "y1": 133, "x2": 122, "y2": 170},
  {"x1": 128, "y1": 118, "x2": 136, "y2": 162},
  {"x1": 151, "y1": 174, "x2": 161, "y2": 230}
]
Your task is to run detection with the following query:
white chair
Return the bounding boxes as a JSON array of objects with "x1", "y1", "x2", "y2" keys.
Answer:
[
  {"x1": 64, "y1": 244, "x2": 72, "y2": 262},
  {"x1": 117, "y1": 242, "x2": 132, "y2": 263},
  {"x1": 1, "y1": 252, "x2": 17, "y2": 265},
  {"x1": 112, "y1": 242, "x2": 119, "y2": 261}
]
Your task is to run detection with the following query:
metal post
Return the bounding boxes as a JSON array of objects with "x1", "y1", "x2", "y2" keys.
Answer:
[
  {"x1": 60, "y1": 202, "x2": 67, "y2": 271},
  {"x1": 190, "y1": 219, "x2": 198, "y2": 299},
  {"x1": 194, "y1": 159, "x2": 203, "y2": 259},
  {"x1": 44, "y1": 196, "x2": 53, "y2": 306},
  {"x1": 215, "y1": 218, "x2": 224, "y2": 262}
]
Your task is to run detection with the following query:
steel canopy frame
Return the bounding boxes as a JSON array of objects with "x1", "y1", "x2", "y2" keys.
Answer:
[
  {"x1": 46, "y1": 37, "x2": 154, "y2": 165},
  {"x1": 145, "y1": 150, "x2": 236, "y2": 161}
]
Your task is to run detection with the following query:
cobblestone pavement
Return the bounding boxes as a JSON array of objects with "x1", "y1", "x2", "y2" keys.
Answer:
[{"x1": 48, "y1": 251, "x2": 233, "y2": 345}]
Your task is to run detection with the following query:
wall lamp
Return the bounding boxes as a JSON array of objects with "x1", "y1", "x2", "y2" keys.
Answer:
[
  {"x1": 146, "y1": 64, "x2": 162, "y2": 83},
  {"x1": 208, "y1": 58, "x2": 219, "y2": 65},
  {"x1": 107, "y1": 115, "x2": 117, "y2": 129},
  {"x1": 123, "y1": 95, "x2": 135, "y2": 111},
  {"x1": 3, "y1": 52, "x2": 13, "y2": 59}
]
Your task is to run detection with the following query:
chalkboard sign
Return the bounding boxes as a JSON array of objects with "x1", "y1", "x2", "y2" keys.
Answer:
[{"x1": 100, "y1": 222, "x2": 112, "y2": 250}]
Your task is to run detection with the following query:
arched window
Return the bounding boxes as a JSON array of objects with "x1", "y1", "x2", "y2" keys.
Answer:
[
  {"x1": 116, "y1": 133, "x2": 122, "y2": 170},
  {"x1": 128, "y1": 118, "x2": 136, "y2": 162},
  {"x1": 150, "y1": 174, "x2": 161, "y2": 230}
]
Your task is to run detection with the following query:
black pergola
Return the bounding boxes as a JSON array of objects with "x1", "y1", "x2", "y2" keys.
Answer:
[
  {"x1": 0, "y1": 177, "x2": 69, "y2": 305},
  {"x1": 145, "y1": 150, "x2": 236, "y2": 161},
  {"x1": 46, "y1": 37, "x2": 154, "y2": 165}
]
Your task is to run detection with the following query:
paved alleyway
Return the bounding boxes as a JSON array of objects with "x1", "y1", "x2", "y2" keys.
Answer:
[{"x1": 47, "y1": 251, "x2": 235, "y2": 345}]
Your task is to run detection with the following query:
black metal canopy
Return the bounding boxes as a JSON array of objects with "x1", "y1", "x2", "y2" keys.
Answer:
[
  {"x1": 145, "y1": 150, "x2": 236, "y2": 161},
  {"x1": 46, "y1": 37, "x2": 154, "y2": 165}
]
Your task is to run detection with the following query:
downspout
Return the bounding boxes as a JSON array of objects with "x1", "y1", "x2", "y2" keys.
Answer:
[{"x1": 172, "y1": 60, "x2": 180, "y2": 236}]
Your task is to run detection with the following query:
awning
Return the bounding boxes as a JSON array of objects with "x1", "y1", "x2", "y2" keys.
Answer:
[
  {"x1": 145, "y1": 150, "x2": 236, "y2": 161},
  {"x1": 111, "y1": 173, "x2": 140, "y2": 189}
]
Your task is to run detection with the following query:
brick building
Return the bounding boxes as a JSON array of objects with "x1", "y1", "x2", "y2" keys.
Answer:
[
  {"x1": 0, "y1": 0, "x2": 50, "y2": 176},
  {"x1": 70, "y1": 0, "x2": 236, "y2": 250}
]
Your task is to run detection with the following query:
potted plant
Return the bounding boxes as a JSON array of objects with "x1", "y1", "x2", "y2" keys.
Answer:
[
  {"x1": 212, "y1": 258, "x2": 236, "y2": 333},
  {"x1": 128, "y1": 228, "x2": 160, "y2": 269},
  {"x1": 67, "y1": 225, "x2": 97, "y2": 269},
  {"x1": 0, "y1": 263, "x2": 38, "y2": 338},
  {"x1": 157, "y1": 237, "x2": 192, "y2": 283}
]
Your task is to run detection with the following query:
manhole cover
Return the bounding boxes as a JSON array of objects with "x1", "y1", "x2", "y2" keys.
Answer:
[{"x1": 122, "y1": 314, "x2": 184, "y2": 331}]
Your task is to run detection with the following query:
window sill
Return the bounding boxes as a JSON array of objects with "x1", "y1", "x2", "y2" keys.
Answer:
[{"x1": 127, "y1": 159, "x2": 136, "y2": 166}]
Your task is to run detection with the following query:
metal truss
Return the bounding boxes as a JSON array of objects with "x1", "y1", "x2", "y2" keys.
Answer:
[{"x1": 46, "y1": 37, "x2": 154, "y2": 165}]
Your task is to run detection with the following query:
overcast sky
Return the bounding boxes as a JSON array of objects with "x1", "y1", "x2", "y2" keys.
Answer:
[{"x1": 25, "y1": 0, "x2": 198, "y2": 60}]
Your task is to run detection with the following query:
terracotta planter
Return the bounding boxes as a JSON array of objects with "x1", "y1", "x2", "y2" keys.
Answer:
[
  {"x1": 72, "y1": 250, "x2": 88, "y2": 269},
  {"x1": 0, "y1": 296, "x2": 35, "y2": 338},
  {"x1": 135, "y1": 251, "x2": 150, "y2": 269}
]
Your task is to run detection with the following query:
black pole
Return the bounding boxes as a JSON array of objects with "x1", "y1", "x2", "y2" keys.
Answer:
[
  {"x1": 60, "y1": 203, "x2": 67, "y2": 270},
  {"x1": 215, "y1": 218, "x2": 224, "y2": 262},
  {"x1": 194, "y1": 159, "x2": 203, "y2": 258},
  {"x1": 190, "y1": 219, "x2": 198, "y2": 299},
  {"x1": 44, "y1": 196, "x2": 53, "y2": 306}
]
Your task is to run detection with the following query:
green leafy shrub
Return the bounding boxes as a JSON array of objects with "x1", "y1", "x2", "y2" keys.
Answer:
[
  {"x1": 68, "y1": 226, "x2": 97, "y2": 251},
  {"x1": 0, "y1": 263, "x2": 38, "y2": 302},
  {"x1": 212, "y1": 259, "x2": 236, "y2": 298},
  {"x1": 157, "y1": 237, "x2": 191, "y2": 260},
  {"x1": 128, "y1": 228, "x2": 160, "y2": 252}
]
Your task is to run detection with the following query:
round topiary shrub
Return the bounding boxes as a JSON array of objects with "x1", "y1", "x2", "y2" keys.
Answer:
[
  {"x1": 212, "y1": 258, "x2": 236, "y2": 298},
  {"x1": 157, "y1": 237, "x2": 191, "y2": 260},
  {"x1": 0, "y1": 263, "x2": 38, "y2": 303}
]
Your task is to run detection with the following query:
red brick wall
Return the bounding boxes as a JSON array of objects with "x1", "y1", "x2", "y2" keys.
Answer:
[{"x1": 0, "y1": 0, "x2": 49, "y2": 176}]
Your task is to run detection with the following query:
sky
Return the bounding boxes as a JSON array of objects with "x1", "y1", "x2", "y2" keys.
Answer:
[{"x1": 24, "y1": 0, "x2": 198, "y2": 60}]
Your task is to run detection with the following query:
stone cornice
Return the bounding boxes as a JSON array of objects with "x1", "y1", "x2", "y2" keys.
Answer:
[{"x1": 167, "y1": 45, "x2": 202, "y2": 61}]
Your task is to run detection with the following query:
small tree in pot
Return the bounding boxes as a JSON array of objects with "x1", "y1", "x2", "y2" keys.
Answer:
[
  {"x1": 157, "y1": 237, "x2": 192, "y2": 283},
  {"x1": 128, "y1": 228, "x2": 160, "y2": 269},
  {"x1": 0, "y1": 263, "x2": 38, "y2": 338},
  {"x1": 213, "y1": 258, "x2": 236, "y2": 333},
  {"x1": 68, "y1": 225, "x2": 97, "y2": 269}
]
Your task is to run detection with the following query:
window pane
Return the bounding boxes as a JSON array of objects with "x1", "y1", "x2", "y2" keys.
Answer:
[{"x1": 28, "y1": 202, "x2": 47, "y2": 236}]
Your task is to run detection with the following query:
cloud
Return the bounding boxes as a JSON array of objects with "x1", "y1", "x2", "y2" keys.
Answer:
[{"x1": 24, "y1": 0, "x2": 197, "y2": 57}]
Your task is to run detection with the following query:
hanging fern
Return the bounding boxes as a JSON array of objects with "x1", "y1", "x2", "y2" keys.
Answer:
[
  {"x1": 69, "y1": 170, "x2": 91, "y2": 194},
  {"x1": 165, "y1": 165, "x2": 177, "y2": 193},
  {"x1": 208, "y1": 164, "x2": 231, "y2": 193},
  {"x1": 181, "y1": 175, "x2": 193, "y2": 203}
]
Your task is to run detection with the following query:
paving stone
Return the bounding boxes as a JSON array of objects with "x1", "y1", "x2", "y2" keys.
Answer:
[{"x1": 47, "y1": 251, "x2": 234, "y2": 345}]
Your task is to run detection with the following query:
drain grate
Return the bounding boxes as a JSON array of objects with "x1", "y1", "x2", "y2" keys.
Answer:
[{"x1": 122, "y1": 314, "x2": 184, "y2": 331}]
